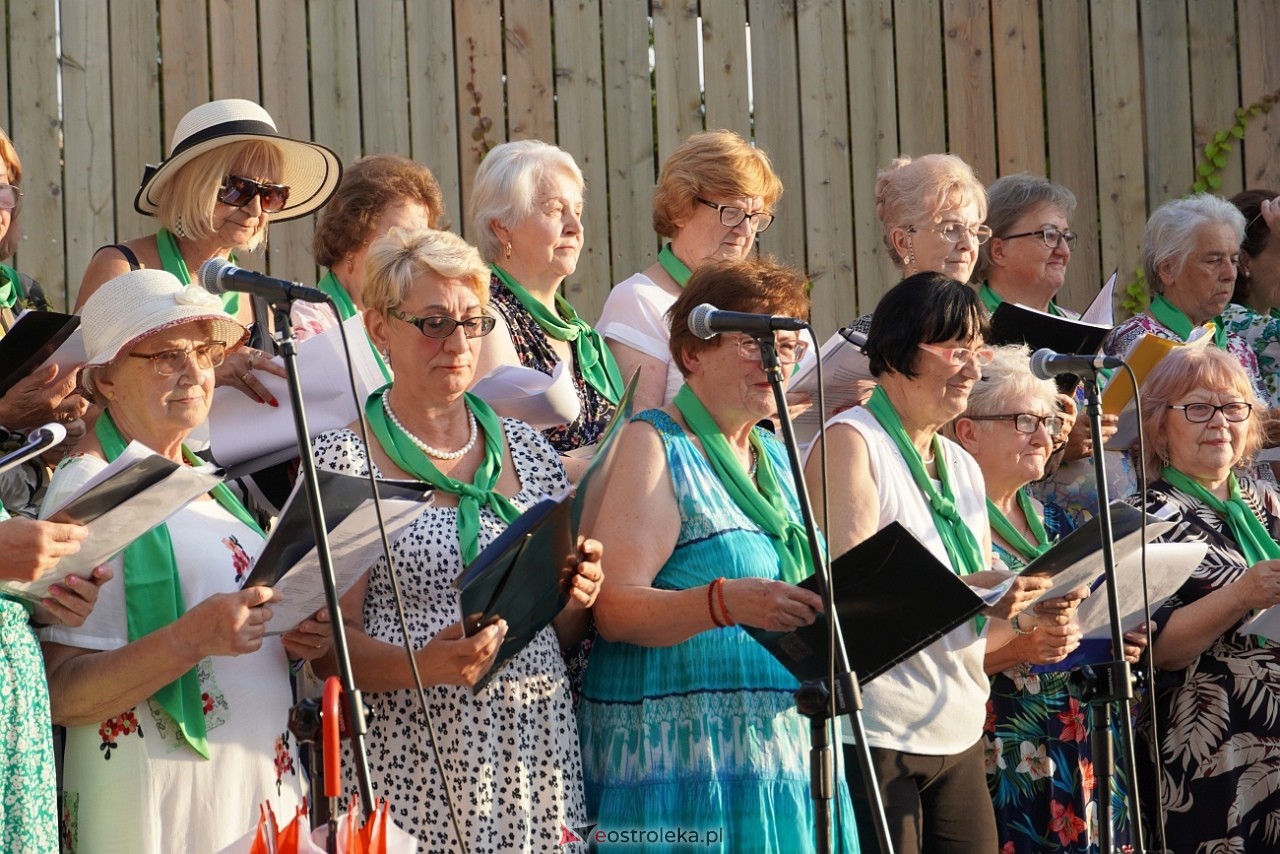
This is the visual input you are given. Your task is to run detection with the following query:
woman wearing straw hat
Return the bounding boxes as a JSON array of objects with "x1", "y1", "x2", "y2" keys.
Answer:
[
  {"x1": 41, "y1": 269, "x2": 332, "y2": 854},
  {"x1": 75, "y1": 99, "x2": 341, "y2": 405}
]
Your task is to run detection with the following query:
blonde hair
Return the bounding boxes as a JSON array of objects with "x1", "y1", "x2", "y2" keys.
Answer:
[
  {"x1": 363, "y1": 226, "x2": 490, "y2": 313},
  {"x1": 876, "y1": 154, "x2": 987, "y2": 266},
  {"x1": 156, "y1": 140, "x2": 285, "y2": 251},
  {"x1": 1140, "y1": 347, "x2": 1265, "y2": 479},
  {"x1": 652, "y1": 130, "x2": 783, "y2": 238},
  {"x1": 0, "y1": 128, "x2": 22, "y2": 260},
  {"x1": 470, "y1": 140, "x2": 584, "y2": 263}
]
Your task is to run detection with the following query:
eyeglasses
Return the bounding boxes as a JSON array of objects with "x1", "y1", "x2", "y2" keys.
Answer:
[
  {"x1": 127, "y1": 341, "x2": 227, "y2": 375},
  {"x1": 218, "y1": 175, "x2": 291, "y2": 213},
  {"x1": 1167, "y1": 401, "x2": 1253, "y2": 423},
  {"x1": 907, "y1": 222, "x2": 993, "y2": 245},
  {"x1": 694, "y1": 197, "x2": 775, "y2": 233},
  {"x1": 1000, "y1": 226, "x2": 1078, "y2": 251},
  {"x1": 917, "y1": 342, "x2": 995, "y2": 367},
  {"x1": 732, "y1": 335, "x2": 809, "y2": 366},
  {"x1": 389, "y1": 308, "x2": 496, "y2": 339},
  {"x1": 0, "y1": 184, "x2": 22, "y2": 211},
  {"x1": 966, "y1": 412, "x2": 1065, "y2": 436}
]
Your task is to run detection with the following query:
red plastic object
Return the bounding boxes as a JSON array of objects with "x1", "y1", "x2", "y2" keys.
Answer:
[{"x1": 322, "y1": 676, "x2": 344, "y2": 799}]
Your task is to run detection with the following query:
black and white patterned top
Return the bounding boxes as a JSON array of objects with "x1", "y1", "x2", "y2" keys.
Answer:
[{"x1": 312, "y1": 419, "x2": 586, "y2": 852}]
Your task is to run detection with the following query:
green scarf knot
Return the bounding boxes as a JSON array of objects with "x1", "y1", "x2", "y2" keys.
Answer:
[
  {"x1": 1149, "y1": 293, "x2": 1227, "y2": 350},
  {"x1": 987, "y1": 490, "x2": 1052, "y2": 562},
  {"x1": 1161, "y1": 466, "x2": 1280, "y2": 566}
]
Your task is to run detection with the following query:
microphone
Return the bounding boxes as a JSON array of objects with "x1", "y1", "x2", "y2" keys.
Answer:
[
  {"x1": 688, "y1": 303, "x2": 807, "y2": 340},
  {"x1": 1029, "y1": 348, "x2": 1125, "y2": 380},
  {"x1": 198, "y1": 258, "x2": 330, "y2": 305},
  {"x1": 0, "y1": 423, "x2": 67, "y2": 476}
]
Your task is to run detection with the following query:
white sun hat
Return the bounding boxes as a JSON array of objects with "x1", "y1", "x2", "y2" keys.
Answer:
[
  {"x1": 133, "y1": 99, "x2": 342, "y2": 222},
  {"x1": 81, "y1": 269, "x2": 249, "y2": 367}
]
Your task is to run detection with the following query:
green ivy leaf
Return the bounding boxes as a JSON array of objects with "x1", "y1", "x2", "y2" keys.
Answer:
[
  {"x1": 1220, "y1": 140, "x2": 1233, "y2": 153},
  {"x1": 1193, "y1": 179, "x2": 1207, "y2": 193},
  {"x1": 1205, "y1": 142, "x2": 1220, "y2": 158},
  {"x1": 1213, "y1": 152, "x2": 1228, "y2": 168},
  {"x1": 1198, "y1": 162, "x2": 1215, "y2": 177},
  {"x1": 1215, "y1": 130, "x2": 1229, "y2": 143},
  {"x1": 1208, "y1": 174, "x2": 1223, "y2": 190},
  {"x1": 1231, "y1": 124, "x2": 1246, "y2": 139}
]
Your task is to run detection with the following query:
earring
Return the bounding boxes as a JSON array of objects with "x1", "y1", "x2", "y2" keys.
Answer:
[
  {"x1": 905, "y1": 237, "x2": 917, "y2": 274},
  {"x1": 346, "y1": 256, "x2": 355, "y2": 277},
  {"x1": 504, "y1": 242, "x2": 513, "y2": 259},
  {"x1": 174, "y1": 216, "x2": 188, "y2": 239},
  {"x1": 1244, "y1": 269, "x2": 1252, "y2": 280}
]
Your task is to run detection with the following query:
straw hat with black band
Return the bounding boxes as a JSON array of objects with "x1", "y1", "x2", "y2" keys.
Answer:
[{"x1": 134, "y1": 99, "x2": 341, "y2": 223}]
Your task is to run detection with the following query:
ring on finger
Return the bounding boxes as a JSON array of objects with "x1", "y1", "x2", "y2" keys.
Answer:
[{"x1": 240, "y1": 373, "x2": 252, "y2": 384}]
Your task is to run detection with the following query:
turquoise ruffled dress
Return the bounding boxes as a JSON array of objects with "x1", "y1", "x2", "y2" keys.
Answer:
[{"x1": 578, "y1": 410, "x2": 859, "y2": 853}]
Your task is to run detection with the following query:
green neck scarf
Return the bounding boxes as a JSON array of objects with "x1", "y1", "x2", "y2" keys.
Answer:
[
  {"x1": 673, "y1": 384, "x2": 813, "y2": 584},
  {"x1": 1162, "y1": 466, "x2": 1280, "y2": 566},
  {"x1": 317, "y1": 270, "x2": 391, "y2": 383},
  {"x1": 156, "y1": 227, "x2": 239, "y2": 315},
  {"x1": 866, "y1": 386, "x2": 987, "y2": 628},
  {"x1": 978, "y1": 283, "x2": 1063, "y2": 317},
  {"x1": 96, "y1": 410, "x2": 263, "y2": 759},
  {"x1": 490, "y1": 264, "x2": 624, "y2": 404},
  {"x1": 0, "y1": 263, "x2": 18, "y2": 310},
  {"x1": 1149, "y1": 293, "x2": 1226, "y2": 349},
  {"x1": 657, "y1": 243, "x2": 692, "y2": 287},
  {"x1": 363, "y1": 387, "x2": 521, "y2": 564},
  {"x1": 987, "y1": 490, "x2": 1052, "y2": 562}
]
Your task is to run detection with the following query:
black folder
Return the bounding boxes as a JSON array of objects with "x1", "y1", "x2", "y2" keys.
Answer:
[
  {"x1": 746, "y1": 522, "x2": 986, "y2": 687},
  {"x1": 0, "y1": 310, "x2": 80, "y2": 396},
  {"x1": 987, "y1": 301, "x2": 1111, "y2": 392}
]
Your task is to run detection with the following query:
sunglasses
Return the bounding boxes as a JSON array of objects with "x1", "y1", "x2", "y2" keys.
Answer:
[
  {"x1": 0, "y1": 184, "x2": 22, "y2": 212},
  {"x1": 218, "y1": 175, "x2": 291, "y2": 213}
]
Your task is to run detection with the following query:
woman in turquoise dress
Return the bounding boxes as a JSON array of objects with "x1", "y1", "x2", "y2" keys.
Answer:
[{"x1": 578, "y1": 256, "x2": 858, "y2": 852}]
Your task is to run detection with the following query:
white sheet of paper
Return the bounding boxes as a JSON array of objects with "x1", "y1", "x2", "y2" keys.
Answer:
[
  {"x1": 1028, "y1": 517, "x2": 1177, "y2": 604},
  {"x1": 1241, "y1": 598, "x2": 1280, "y2": 638},
  {"x1": 791, "y1": 330, "x2": 873, "y2": 445},
  {"x1": 970, "y1": 576, "x2": 1016, "y2": 605},
  {"x1": 1080, "y1": 270, "x2": 1118, "y2": 326},
  {"x1": 256, "y1": 494, "x2": 427, "y2": 634},
  {"x1": 470, "y1": 360, "x2": 581, "y2": 429},
  {"x1": 36, "y1": 325, "x2": 86, "y2": 377},
  {"x1": 208, "y1": 316, "x2": 385, "y2": 466},
  {"x1": 1074, "y1": 542, "x2": 1206, "y2": 639}
]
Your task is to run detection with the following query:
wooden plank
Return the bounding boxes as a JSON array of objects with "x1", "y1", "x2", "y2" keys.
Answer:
[
  {"x1": 552, "y1": 0, "x2": 611, "y2": 321},
  {"x1": 61, "y1": 0, "x2": 117, "y2": 308},
  {"x1": 208, "y1": 0, "x2": 260, "y2": 102},
  {"x1": 600, "y1": 0, "x2": 658, "y2": 290},
  {"x1": 652, "y1": 0, "x2": 703, "y2": 164},
  {"x1": 797, "y1": 0, "x2": 855, "y2": 339},
  {"x1": 1234, "y1": 0, "x2": 1280, "y2": 191},
  {"x1": 503, "y1": 0, "x2": 556, "y2": 143},
  {"x1": 0, "y1": 0, "x2": 8, "y2": 134},
  {"x1": 259, "y1": 0, "x2": 316, "y2": 283},
  {"x1": 942, "y1": 0, "x2": 996, "y2": 182},
  {"x1": 1089, "y1": 0, "x2": 1146, "y2": 314},
  {"x1": 990, "y1": 0, "x2": 1044, "y2": 176},
  {"x1": 357, "y1": 0, "x2": 411, "y2": 157},
  {"x1": 1142, "y1": 0, "x2": 1193, "y2": 202},
  {"x1": 750, "y1": 0, "x2": 807, "y2": 272},
  {"x1": 1188, "y1": 0, "x2": 1243, "y2": 198},
  {"x1": 159, "y1": 0, "x2": 210, "y2": 146},
  {"x1": 307, "y1": 0, "x2": 363, "y2": 165},
  {"x1": 700, "y1": 1, "x2": 751, "y2": 141},
  {"x1": 107, "y1": 0, "x2": 164, "y2": 252},
  {"x1": 453, "y1": 0, "x2": 505, "y2": 238},
  {"x1": 892, "y1": 0, "x2": 944, "y2": 156},
  {"x1": 845, "y1": 0, "x2": 902, "y2": 313},
  {"x1": 405, "y1": 1, "x2": 462, "y2": 229}
]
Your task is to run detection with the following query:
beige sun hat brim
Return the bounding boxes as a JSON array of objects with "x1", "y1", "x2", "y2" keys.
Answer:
[
  {"x1": 134, "y1": 99, "x2": 342, "y2": 223},
  {"x1": 81, "y1": 269, "x2": 249, "y2": 367}
]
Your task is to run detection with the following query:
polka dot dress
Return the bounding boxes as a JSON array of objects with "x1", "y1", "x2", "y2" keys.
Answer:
[{"x1": 313, "y1": 419, "x2": 586, "y2": 851}]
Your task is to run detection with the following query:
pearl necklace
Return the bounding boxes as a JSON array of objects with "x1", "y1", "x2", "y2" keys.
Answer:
[{"x1": 382, "y1": 395, "x2": 478, "y2": 460}]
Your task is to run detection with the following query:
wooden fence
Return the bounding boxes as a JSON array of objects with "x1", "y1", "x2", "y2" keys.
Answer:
[{"x1": 2, "y1": 0, "x2": 1278, "y2": 339}]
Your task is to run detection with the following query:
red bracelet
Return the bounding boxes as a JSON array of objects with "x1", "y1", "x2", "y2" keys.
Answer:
[
  {"x1": 708, "y1": 580, "x2": 725, "y2": 628},
  {"x1": 714, "y1": 577, "x2": 734, "y2": 627}
]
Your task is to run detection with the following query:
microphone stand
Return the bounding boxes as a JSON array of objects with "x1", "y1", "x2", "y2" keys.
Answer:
[
  {"x1": 1078, "y1": 368, "x2": 1146, "y2": 852},
  {"x1": 753, "y1": 334, "x2": 894, "y2": 854},
  {"x1": 269, "y1": 302, "x2": 376, "y2": 817}
]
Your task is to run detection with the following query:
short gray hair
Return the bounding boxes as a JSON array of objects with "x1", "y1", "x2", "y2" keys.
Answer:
[
  {"x1": 1143, "y1": 193, "x2": 1246, "y2": 293},
  {"x1": 974, "y1": 173, "x2": 1077, "y2": 281},
  {"x1": 962, "y1": 344, "x2": 1058, "y2": 418},
  {"x1": 469, "y1": 140, "x2": 584, "y2": 263}
]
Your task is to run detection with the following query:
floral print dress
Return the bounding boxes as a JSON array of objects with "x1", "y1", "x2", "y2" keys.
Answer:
[
  {"x1": 40, "y1": 455, "x2": 302, "y2": 854},
  {"x1": 1129, "y1": 477, "x2": 1280, "y2": 852},
  {"x1": 985, "y1": 503, "x2": 1132, "y2": 853},
  {"x1": 1218, "y1": 303, "x2": 1280, "y2": 407}
]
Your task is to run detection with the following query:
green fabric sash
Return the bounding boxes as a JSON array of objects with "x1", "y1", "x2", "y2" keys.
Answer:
[
  {"x1": 1149, "y1": 293, "x2": 1226, "y2": 349},
  {"x1": 1162, "y1": 466, "x2": 1280, "y2": 566},
  {"x1": 978, "y1": 282, "x2": 1063, "y2": 317},
  {"x1": 0, "y1": 263, "x2": 17, "y2": 310},
  {"x1": 363, "y1": 387, "x2": 521, "y2": 564},
  {"x1": 316, "y1": 270, "x2": 391, "y2": 383},
  {"x1": 672, "y1": 384, "x2": 813, "y2": 584},
  {"x1": 96, "y1": 410, "x2": 263, "y2": 759},
  {"x1": 657, "y1": 243, "x2": 693, "y2": 287},
  {"x1": 490, "y1": 264, "x2": 624, "y2": 404},
  {"x1": 865, "y1": 386, "x2": 988, "y2": 627},
  {"x1": 987, "y1": 490, "x2": 1052, "y2": 562},
  {"x1": 156, "y1": 227, "x2": 239, "y2": 315}
]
